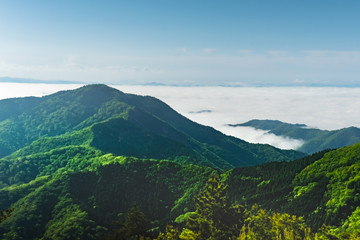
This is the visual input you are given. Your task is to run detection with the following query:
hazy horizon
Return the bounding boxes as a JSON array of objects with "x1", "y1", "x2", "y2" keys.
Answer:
[{"x1": 1, "y1": 1, "x2": 360, "y2": 86}]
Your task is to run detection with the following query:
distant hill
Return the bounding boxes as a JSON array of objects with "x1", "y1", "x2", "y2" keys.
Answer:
[
  {"x1": 229, "y1": 119, "x2": 360, "y2": 154},
  {"x1": 0, "y1": 84, "x2": 303, "y2": 169}
]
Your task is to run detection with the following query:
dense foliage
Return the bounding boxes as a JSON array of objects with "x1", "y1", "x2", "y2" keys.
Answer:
[
  {"x1": 173, "y1": 173, "x2": 246, "y2": 239},
  {"x1": 155, "y1": 173, "x2": 354, "y2": 240},
  {"x1": 225, "y1": 145, "x2": 360, "y2": 238},
  {"x1": 289, "y1": 144, "x2": 360, "y2": 230},
  {"x1": 226, "y1": 150, "x2": 331, "y2": 210},
  {"x1": 1, "y1": 143, "x2": 360, "y2": 239},
  {"x1": 0, "y1": 153, "x2": 214, "y2": 239}
]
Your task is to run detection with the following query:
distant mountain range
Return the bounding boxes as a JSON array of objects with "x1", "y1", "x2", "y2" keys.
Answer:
[
  {"x1": 6, "y1": 76, "x2": 360, "y2": 88},
  {"x1": 229, "y1": 119, "x2": 360, "y2": 154}
]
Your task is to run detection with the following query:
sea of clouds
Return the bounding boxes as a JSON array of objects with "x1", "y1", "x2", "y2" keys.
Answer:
[{"x1": 1, "y1": 83, "x2": 360, "y2": 150}]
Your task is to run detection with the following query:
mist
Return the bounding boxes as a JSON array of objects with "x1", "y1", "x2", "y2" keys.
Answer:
[{"x1": 218, "y1": 126, "x2": 305, "y2": 150}]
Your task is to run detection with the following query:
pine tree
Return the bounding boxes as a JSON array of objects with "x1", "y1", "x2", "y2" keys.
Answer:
[
  {"x1": 181, "y1": 172, "x2": 246, "y2": 239},
  {"x1": 121, "y1": 204, "x2": 149, "y2": 240},
  {"x1": 106, "y1": 204, "x2": 149, "y2": 240}
]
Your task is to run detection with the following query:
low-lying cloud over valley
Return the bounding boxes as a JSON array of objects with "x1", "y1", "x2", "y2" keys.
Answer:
[{"x1": 1, "y1": 83, "x2": 360, "y2": 150}]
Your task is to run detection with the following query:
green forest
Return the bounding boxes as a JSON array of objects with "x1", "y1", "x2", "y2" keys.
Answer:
[{"x1": 0, "y1": 85, "x2": 359, "y2": 239}]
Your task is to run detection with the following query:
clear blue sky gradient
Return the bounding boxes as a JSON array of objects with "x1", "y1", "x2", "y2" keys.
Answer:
[{"x1": 1, "y1": 0, "x2": 360, "y2": 86}]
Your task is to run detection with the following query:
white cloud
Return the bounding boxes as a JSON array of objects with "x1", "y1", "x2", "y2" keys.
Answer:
[
  {"x1": 218, "y1": 126, "x2": 304, "y2": 150},
  {"x1": 114, "y1": 85, "x2": 360, "y2": 149},
  {"x1": 202, "y1": 48, "x2": 217, "y2": 54},
  {"x1": 1, "y1": 83, "x2": 360, "y2": 150}
]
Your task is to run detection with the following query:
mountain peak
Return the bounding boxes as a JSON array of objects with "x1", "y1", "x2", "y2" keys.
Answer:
[
  {"x1": 0, "y1": 85, "x2": 304, "y2": 166},
  {"x1": 76, "y1": 84, "x2": 124, "y2": 95}
]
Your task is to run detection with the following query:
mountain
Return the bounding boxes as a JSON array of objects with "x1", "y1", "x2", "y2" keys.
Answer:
[
  {"x1": 226, "y1": 143, "x2": 360, "y2": 233},
  {"x1": 2, "y1": 84, "x2": 359, "y2": 239},
  {"x1": 0, "y1": 155, "x2": 214, "y2": 239},
  {"x1": 1, "y1": 141, "x2": 360, "y2": 239},
  {"x1": 0, "y1": 84, "x2": 303, "y2": 169},
  {"x1": 229, "y1": 119, "x2": 360, "y2": 154}
]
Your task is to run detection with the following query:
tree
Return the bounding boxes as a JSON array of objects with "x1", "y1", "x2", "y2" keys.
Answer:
[
  {"x1": 181, "y1": 172, "x2": 246, "y2": 239},
  {"x1": 105, "y1": 204, "x2": 150, "y2": 240},
  {"x1": 156, "y1": 225, "x2": 181, "y2": 240},
  {"x1": 239, "y1": 205, "x2": 313, "y2": 240}
]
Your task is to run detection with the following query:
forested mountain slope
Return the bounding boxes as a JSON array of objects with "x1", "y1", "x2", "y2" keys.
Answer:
[
  {"x1": 230, "y1": 119, "x2": 360, "y2": 154},
  {"x1": 0, "y1": 84, "x2": 303, "y2": 169},
  {"x1": 1, "y1": 142, "x2": 360, "y2": 239},
  {"x1": 226, "y1": 143, "x2": 360, "y2": 234},
  {"x1": 0, "y1": 155, "x2": 213, "y2": 239}
]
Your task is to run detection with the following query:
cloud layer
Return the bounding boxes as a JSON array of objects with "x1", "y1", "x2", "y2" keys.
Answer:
[
  {"x1": 1, "y1": 83, "x2": 360, "y2": 150},
  {"x1": 219, "y1": 126, "x2": 305, "y2": 150},
  {"x1": 116, "y1": 85, "x2": 360, "y2": 130},
  {"x1": 116, "y1": 85, "x2": 360, "y2": 149}
]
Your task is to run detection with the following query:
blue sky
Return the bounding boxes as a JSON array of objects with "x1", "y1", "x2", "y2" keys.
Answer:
[{"x1": 1, "y1": 0, "x2": 360, "y2": 86}]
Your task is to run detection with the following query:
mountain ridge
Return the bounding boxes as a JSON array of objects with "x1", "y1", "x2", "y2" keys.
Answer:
[
  {"x1": 229, "y1": 119, "x2": 360, "y2": 154},
  {"x1": 2, "y1": 142, "x2": 360, "y2": 239},
  {"x1": 0, "y1": 84, "x2": 304, "y2": 169}
]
